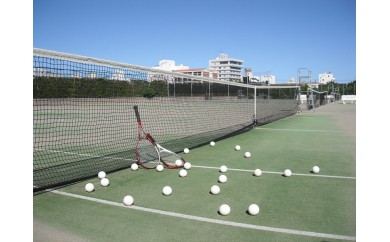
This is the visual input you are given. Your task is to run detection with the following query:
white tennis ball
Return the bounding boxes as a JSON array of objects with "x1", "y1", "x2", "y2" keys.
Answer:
[
  {"x1": 156, "y1": 164, "x2": 164, "y2": 172},
  {"x1": 248, "y1": 204, "x2": 260, "y2": 215},
  {"x1": 235, "y1": 145, "x2": 241, "y2": 151},
  {"x1": 254, "y1": 169, "x2": 262, "y2": 176},
  {"x1": 98, "y1": 171, "x2": 106, "y2": 179},
  {"x1": 210, "y1": 185, "x2": 220, "y2": 195},
  {"x1": 244, "y1": 152, "x2": 251, "y2": 158},
  {"x1": 123, "y1": 195, "x2": 134, "y2": 206},
  {"x1": 131, "y1": 163, "x2": 138, "y2": 171},
  {"x1": 162, "y1": 186, "x2": 172, "y2": 196},
  {"x1": 175, "y1": 159, "x2": 183, "y2": 166},
  {"x1": 312, "y1": 166, "x2": 320, "y2": 174},
  {"x1": 184, "y1": 148, "x2": 190, "y2": 154},
  {"x1": 220, "y1": 165, "x2": 227, "y2": 173},
  {"x1": 219, "y1": 204, "x2": 231, "y2": 216},
  {"x1": 100, "y1": 178, "x2": 109, "y2": 187},
  {"x1": 179, "y1": 169, "x2": 187, "y2": 177},
  {"x1": 210, "y1": 141, "x2": 215, "y2": 146},
  {"x1": 85, "y1": 183, "x2": 94, "y2": 192},
  {"x1": 184, "y1": 162, "x2": 191, "y2": 170},
  {"x1": 284, "y1": 169, "x2": 292, "y2": 177},
  {"x1": 218, "y1": 174, "x2": 227, "y2": 183}
]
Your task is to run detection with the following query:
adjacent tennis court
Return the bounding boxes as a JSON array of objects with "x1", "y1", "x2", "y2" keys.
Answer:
[{"x1": 34, "y1": 102, "x2": 356, "y2": 242}]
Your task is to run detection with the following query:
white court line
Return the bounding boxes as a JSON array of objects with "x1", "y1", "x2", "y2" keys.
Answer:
[
  {"x1": 255, "y1": 127, "x2": 344, "y2": 132},
  {"x1": 192, "y1": 165, "x2": 356, "y2": 180},
  {"x1": 48, "y1": 189, "x2": 355, "y2": 241},
  {"x1": 34, "y1": 149, "x2": 355, "y2": 179}
]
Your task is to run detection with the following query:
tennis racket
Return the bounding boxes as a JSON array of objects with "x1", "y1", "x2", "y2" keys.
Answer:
[{"x1": 133, "y1": 106, "x2": 186, "y2": 169}]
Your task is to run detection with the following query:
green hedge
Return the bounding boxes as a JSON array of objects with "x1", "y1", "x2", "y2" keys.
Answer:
[
  {"x1": 33, "y1": 77, "x2": 296, "y2": 99},
  {"x1": 33, "y1": 77, "x2": 168, "y2": 98}
]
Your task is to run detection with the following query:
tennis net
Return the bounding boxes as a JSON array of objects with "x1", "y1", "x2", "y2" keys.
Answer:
[{"x1": 33, "y1": 48, "x2": 298, "y2": 192}]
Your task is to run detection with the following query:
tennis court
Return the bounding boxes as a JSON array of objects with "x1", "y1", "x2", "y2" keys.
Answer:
[{"x1": 33, "y1": 102, "x2": 356, "y2": 242}]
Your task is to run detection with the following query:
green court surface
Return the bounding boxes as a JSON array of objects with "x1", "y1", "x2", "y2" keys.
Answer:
[{"x1": 34, "y1": 103, "x2": 356, "y2": 242}]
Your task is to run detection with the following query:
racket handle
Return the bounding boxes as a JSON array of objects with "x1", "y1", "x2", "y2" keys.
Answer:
[{"x1": 133, "y1": 106, "x2": 141, "y2": 122}]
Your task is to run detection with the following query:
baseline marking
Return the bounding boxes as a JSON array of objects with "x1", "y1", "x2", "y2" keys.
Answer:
[
  {"x1": 192, "y1": 165, "x2": 355, "y2": 180},
  {"x1": 49, "y1": 189, "x2": 355, "y2": 241}
]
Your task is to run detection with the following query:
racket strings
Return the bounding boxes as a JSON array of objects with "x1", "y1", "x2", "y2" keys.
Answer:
[
  {"x1": 160, "y1": 151, "x2": 185, "y2": 169},
  {"x1": 137, "y1": 139, "x2": 159, "y2": 168}
]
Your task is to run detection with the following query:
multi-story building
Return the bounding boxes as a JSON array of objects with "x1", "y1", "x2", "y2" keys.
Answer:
[
  {"x1": 209, "y1": 53, "x2": 243, "y2": 82},
  {"x1": 173, "y1": 68, "x2": 218, "y2": 79},
  {"x1": 319, "y1": 72, "x2": 336, "y2": 84}
]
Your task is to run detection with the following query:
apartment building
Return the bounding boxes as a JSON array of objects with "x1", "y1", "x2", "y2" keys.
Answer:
[{"x1": 209, "y1": 54, "x2": 243, "y2": 82}]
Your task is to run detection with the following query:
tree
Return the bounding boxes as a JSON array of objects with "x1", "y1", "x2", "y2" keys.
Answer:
[
  {"x1": 301, "y1": 84, "x2": 309, "y2": 92},
  {"x1": 142, "y1": 87, "x2": 156, "y2": 98}
]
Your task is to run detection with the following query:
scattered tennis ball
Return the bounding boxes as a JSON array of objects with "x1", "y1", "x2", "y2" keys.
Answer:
[
  {"x1": 235, "y1": 145, "x2": 241, "y2": 151},
  {"x1": 284, "y1": 169, "x2": 292, "y2": 177},
  {"x1": 184, "y1": 162, "x2": 192, "y2": 170},
  {"x1": 98, "y1": 171, "x2": 106, "y2": 179},
  {"x1": 123, "y1": 195, "x2": 134, "y2": 206},
  {"x1": 220, "y1": 165, "x2": 228, "y2": 173},
  {"x1": 244, "y1": 152, "x2": 251, "y2": 158},
  {"x1": 156, "y1": 164, "x2": 164, "y2": 172},
  {"x1": 248, "y1": 204, "x2": 260, "y2": 215},
  {"x1": 254, "y1": 169, "x2": 262, "y2": 176},
  {"x1": 218, "y1": 174, "x2": 227, "y2": 183},
  {"x1": 131, "y1": 163, "x2": 138, "y2": 171},
  {"x1": 210, "y1": 185, "x2": 220, "y2": 195},
  {"x1": 100, "y1": 178, "x2": 109, "y2": 187},
  {"x1": 184, "y1": 148, "x2": 190, "y2": 154},
  {"x1": 179, "y1": 169, "x2": 187, "y2": 177},
  {"x1": 219, "y1": 204, "x2": 231, "y2": 216},
  {"x1": 162, "y1": 186, "x2": 172, "y2": 196},
  {"x1": 210, "y1": 141, "x2": 215, "y2": 146},
  {"x1": 85, "y1": 183, "x2": 94, "y2": 192},
  {"x1": 312, "y1": 166, "x2": 320, "y2": 174},
  {"x1": 175, "y1": 159, "x2": 183, "y2": 166}
]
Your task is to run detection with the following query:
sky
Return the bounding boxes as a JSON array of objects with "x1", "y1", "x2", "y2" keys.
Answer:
[{"x1": 33, "y1": 0, "x2": 356, "y2": 83}]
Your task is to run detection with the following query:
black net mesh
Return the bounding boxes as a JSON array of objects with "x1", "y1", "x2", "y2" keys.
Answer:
[{"x1": 33, "y1": 49, "x2": 298, "y2": 192}]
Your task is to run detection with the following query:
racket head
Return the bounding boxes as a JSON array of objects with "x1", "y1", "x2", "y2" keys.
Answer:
[
  {"x1": 136, "y1": 138, "x2": 160, "y2": 169},
  {"x1": 159, "y1": 148, "x2": 186, "y2": 169}
]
